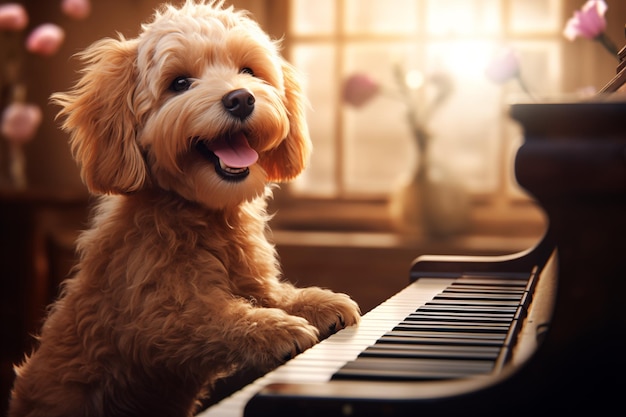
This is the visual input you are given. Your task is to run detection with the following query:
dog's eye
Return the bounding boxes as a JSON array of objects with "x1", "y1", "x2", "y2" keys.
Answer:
[
  {"x1": 240, "y1": 67, "x2": 254, "y2": 76},
  {"x1": 170, "y1": 76, "x2": 192, "y2": 92}
]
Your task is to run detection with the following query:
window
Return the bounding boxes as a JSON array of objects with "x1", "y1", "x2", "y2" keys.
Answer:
[{"x1": 285, "y1": 0, "x2": 565, "y2": 203}]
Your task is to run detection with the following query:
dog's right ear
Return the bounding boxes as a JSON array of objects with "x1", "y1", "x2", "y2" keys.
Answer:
[{"x1": 51, "y1": 37, "x2": 146, "y2": 195}]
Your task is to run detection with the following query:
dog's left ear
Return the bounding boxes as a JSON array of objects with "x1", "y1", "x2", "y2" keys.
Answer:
[{"x1": 260, "y1": 61, "x2": 312, "y2": 182}]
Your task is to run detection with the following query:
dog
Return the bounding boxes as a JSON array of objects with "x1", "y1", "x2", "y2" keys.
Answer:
[{"x1": 8, "y1": 1, "x2": 361, "y2": 416}]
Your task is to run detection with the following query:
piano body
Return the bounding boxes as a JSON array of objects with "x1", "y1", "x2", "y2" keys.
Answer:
[{"x1": 199, "y1": 99, "x2": 626, "y2": 416}]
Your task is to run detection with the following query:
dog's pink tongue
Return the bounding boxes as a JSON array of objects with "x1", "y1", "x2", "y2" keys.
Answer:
[{"x1": 209, "y1": 132, "x2": 258, "y2": 168}]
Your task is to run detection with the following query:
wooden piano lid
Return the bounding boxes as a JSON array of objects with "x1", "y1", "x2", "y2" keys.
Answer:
[{"x1": 508, "y1": 83, "x2": 626, "y2": 415}]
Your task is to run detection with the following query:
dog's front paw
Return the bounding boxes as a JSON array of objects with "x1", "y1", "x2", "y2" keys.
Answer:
[
  {"x1": 288, "y1": 288, "x2": 361, "y2": 340},
  {"x1": 241, "y1": 308, "x2": 320, "y2": 370}
]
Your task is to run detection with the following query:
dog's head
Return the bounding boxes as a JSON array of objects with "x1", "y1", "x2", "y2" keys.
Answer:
[{"x1": 52, "y1": 0, "x2": 311, "y2": 209}]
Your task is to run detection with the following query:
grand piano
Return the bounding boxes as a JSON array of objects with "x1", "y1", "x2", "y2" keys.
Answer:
[{"x1": 199, "y1": 66, "x2": 626, "y2": 415}]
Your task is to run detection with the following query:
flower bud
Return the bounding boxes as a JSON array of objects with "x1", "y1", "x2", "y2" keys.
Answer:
[
  {"x1": 343, "y1": 74, "x2": 380, "y2": 107},
  {"x1": 26, "y1": 23, "x2": 66, "y2": 56},
  {"x1": 485, "y1": 48, "x2": 520, "y2": 84},
  {"x1": 1, "y1": 102, "x2": 43, "y2": 145},
  {"x1": 0, "y1": 3, "x2": 28, "y2": 31},
  {"x1": 61, "y1": 0, "x2": 91, "y2": 20},
  {"x1": 563, "y1": 0, "x2": 608, "y2": 41}
]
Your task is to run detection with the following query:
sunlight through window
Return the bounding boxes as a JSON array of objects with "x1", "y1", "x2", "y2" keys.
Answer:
[{"x1": 288, "y1": 0, "x2": 565, "y2": 200}]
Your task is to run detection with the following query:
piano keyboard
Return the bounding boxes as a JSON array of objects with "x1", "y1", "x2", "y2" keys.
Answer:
[{"x1": 198, "y1": 272, "x2": 535, "y2": 417}]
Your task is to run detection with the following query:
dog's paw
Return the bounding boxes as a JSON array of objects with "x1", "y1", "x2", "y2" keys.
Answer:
[
  {"x1": 288, "y1": 288, "x2": 361, "y2": 340},
  {"x1": 241, "y1": 308, "x2": 320, "y2": 369}
]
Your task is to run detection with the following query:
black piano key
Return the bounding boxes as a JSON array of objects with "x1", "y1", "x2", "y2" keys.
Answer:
[
  {"x1": 449, "y1": 283, "x2": 527, "y2": 290},
  {"x1": 427, "y1": 299, "x2": 521, "y2": 307},
  {"x1": 435, "y1": 293, "x2": 525, "y2": 301},
  {"x1": 332, "y1": 368, "x2": 463, "y2": 381},
  {"x1": 383, "y1": 330, "x2": 508, "y2": 340},
  {"x1": 393, "y1": 322, "x2": 510, "y2": 333},
  {"x1": 453, "y1": 277, "x2": 529, "y2": 287},
  {"x1": 443, "y1": 286, "x2": 526, "y2": 294},
  {"x1": 360, "y1": 344, "x2": 500, "y2": 361},
  {"x1": 332, "y1": 357, "x2": 495, "y2": 381},
  {"x1": 418, "y1": 304, "x2": 518, "y2": 314},
  {"x1": 405, "y1": 312, "x2": 515, "y2": 323},
  {"x1": 380, "y1": 333, "x2": 506, "y2": 346},
  {"x1": 400, "y1": 318, "x2": 513, "y2": 327}
]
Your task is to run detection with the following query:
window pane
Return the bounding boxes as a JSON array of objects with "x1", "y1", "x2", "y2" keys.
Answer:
[
  {"x1": 513, "y1": 40, "x2": 563, "y2": 95},
  {"x1": 287, "y1": 0, "x2": 566, "y2": 201},
  {"x1": 425, "y1": 40, "x2": 504, "y2": 193},
  {"x1": 509, "y1": 0, "x2": 562, "y2": 34},
  {"x1": 290, "y1": 44, "x2": 337, "y2": 196},
  {"x1": 426, "y1": 0, "x2": 502, "y2": 36},
  {"x1": 345, "y1": 0, "x2": 419, "y2": 35},
  {"x1": 343, "y1": 43, "x2": 423, "y2": 194},
  {"x1": 290, "y1": 0, "x2": 335, "y2": 35}
]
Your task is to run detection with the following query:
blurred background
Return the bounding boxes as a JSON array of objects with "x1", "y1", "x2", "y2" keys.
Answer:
[{"x1": 1, "y1": 0, "x2": 624, "y2": 411}]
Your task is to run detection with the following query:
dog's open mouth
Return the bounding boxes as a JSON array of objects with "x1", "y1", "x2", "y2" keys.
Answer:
[{"x1": 195, "y1": 132, "x2": 258, "y2": 182}]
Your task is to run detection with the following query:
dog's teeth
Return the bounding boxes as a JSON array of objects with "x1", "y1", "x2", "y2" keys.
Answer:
[{"x1": 219, "y1": 159, "x2": 246, "y2": 174}]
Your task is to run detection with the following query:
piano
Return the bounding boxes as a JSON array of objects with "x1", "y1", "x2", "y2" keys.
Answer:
[{"x1": 198, "y1": 98, "x2": 626, "y2": 415}]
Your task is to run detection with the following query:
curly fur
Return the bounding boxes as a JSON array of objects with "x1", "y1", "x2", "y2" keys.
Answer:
[{"x1": 8, "y1": 2, "x2": 361, "y2": 416}]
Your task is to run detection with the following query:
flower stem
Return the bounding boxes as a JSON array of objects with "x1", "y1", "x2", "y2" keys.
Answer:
[
  {"x1": 595, "y1": 32, "x2": 620, "y2": 60},
  {"x1": 515, "y1": 73, "x2": 537, "y2": 101},
  {"x1": 392, "y1": 64, "x2": 427, "y2": 156}
]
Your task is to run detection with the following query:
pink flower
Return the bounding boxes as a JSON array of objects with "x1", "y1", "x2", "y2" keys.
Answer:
[
  {"x1": 485, "y1": 48, "x2": 520, "y2": 84},
  {"x1": 61, "y1": 0, "x2": 91, "y2": 20},
  {"x1": 26, "y1": 23, "x2": 66, "y2": 56},
  {"x1": 563, "y1": 0, "x2": 608, "y2": 41},
  {"x1": 343, "y1": 74, "x2": 381, "y2": 107},
  {"x1": 0, "y1": 3, "x2": 28, "y2": 31},
  {"x1": 1, "y1": 102, "x2": 43, "y2": 145}
]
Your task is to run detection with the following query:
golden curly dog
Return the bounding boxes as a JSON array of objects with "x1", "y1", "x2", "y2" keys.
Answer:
[{"x1": 8, "y1": 2, "x2": 361, "y2": 416}]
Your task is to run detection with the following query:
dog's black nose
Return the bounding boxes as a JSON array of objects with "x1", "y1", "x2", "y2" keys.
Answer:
[{"x1": 222, "y1": 89, "x2": 255, "y2": 120}]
